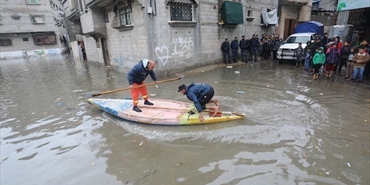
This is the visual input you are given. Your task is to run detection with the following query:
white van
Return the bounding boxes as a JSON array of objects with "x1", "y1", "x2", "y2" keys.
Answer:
[{"x1": 277, "y1": 33, "x2": 317, "y2": 61}]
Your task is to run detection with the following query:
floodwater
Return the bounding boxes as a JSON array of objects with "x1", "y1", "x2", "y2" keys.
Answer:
[{"x1": 1, "y1": 56, "x2": 369, "y2": 185}]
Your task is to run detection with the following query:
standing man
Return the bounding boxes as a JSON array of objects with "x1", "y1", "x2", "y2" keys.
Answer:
[
  {"x1": 239, "y1": 36, "x2": 249, "y2": 63},
  {"x1": 322, "y1": 32, "x2": 329, "y2": 47},
  {"x1": 295, "y1": 43, "x2": 304, "y2": 68},
  {"x1": 221, "y1": 38, "x2": 231, "y2": 64},
  {"x1": 231, "y1": 37, "x2": 239, "y2": 63},
  {"x1": 250, "y1": 34, "x2": 260, "y2": 62},
  {"x1": 127, "y1": 59, "x2": 158, "y2": 112},
  {"x1": 177, "y1": 83, "x2": 219, "y2": 122}
]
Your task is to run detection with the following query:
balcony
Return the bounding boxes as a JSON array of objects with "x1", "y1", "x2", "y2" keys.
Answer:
[
  {"x1": 80, "y1": 8, "x2": 106, "y2": 37},
  {"x1": 280, "y1": 0, "x2": 309, "y2": 6},
  {"x1": 85, "y1": 0, "x2": 116, "y2": 8},
  {"x1": 85, "y1": 0, "x2": 144, "y2": 8}
]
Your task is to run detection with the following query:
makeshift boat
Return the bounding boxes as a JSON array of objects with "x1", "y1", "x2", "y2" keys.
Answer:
[{"x1": 87, "y1": 98, "x2": 246, "y2": 125}]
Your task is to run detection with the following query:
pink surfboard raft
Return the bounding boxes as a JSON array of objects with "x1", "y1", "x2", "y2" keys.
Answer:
[{"x1": 87, "y1": 98, "x2": 246, "y2": 125}]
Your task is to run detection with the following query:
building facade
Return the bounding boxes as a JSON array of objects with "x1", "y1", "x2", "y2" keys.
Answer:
[
  {"x1": 0, "y1": 0, "x2": 71, "y2": 59},
  {"x1": 277, "y1": 0, "x2": 312, "y2": 39},
  {"x1": 336, "y1": 0, "x2": 370, "y2": 44},
  {"x1": 64, "y1": 0, "x2": 279, "y2": 75}
]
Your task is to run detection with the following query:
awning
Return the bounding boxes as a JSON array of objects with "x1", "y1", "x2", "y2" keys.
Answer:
[{"x1": 220, "y1": 1, "x2": 243, "y2": 25}]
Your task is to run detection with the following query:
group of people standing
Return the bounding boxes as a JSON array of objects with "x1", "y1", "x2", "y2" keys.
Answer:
[
  {"x1": 299, "y1": 34, "x2": 370, "y2": 82},
  {"x1": 221, "y1": 33, "x2": 283, "y2": 64}
]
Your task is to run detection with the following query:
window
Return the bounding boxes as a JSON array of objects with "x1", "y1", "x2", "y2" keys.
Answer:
[
  {"x1": 31, "y1": 16, "x2": 45, "y2": 24},
  {"x1": 32, "y1": 33, "x2": 57, "y2": 45},
  {"x1": 285, "y1": 36, "x2": 310, "y2": 44},
  {"x1": 12, "y1": 16, "x2": 21, "y2": 20},
  {"x1": 0, "y1": 16, "x2": 3, "y2": 25},
  {"x1": 0, "y1": 38, "x2": 12, "y2": 46},
  {"x1": 111, "y1": 0, "x2": 133, "y2": 30},
  {"x1": 26, "y1": 0, "x2": 39, "y2": 4},
  {"x1": 117, "y1": 0, "x2": 132, "y2": 25},
  {"x1": 169, "y1": 2, "x2": 192, "y2": 21},
  {"x1": 23, "y1": 38, "x2": 29, "y2": 41},
  {"x1": 247, "y1": 10, "x2": 253, "y2": 17}
]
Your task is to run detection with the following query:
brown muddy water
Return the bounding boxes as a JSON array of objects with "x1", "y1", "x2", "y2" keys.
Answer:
[{"x1": 1, "y1": 56, "x2": 369, "y2": 185}]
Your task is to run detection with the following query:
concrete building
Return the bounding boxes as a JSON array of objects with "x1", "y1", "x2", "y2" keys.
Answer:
[
  {"x1": 277, "y1": 0, "x2": 312, "y2": 39},
  {"x1": 311, "y1": 0, "x2": 337, "y2": 32},
  {"x1": 336, "y1": 0, "x2": 370, "y2": 44},
  {"x1": 64, "y1": 0, "x2": 279, "y2": 75},
  {"x1": 0, "y1": 0, "x2": 70, "y2": 59}
]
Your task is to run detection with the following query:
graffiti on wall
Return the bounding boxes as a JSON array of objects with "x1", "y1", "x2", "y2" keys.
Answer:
[
  {"x1": 34, "y1": 50, "x2": 45, "y2": 56},
  {"x1": 113, "y1": 55, "x2": 129, "y2": 67},
  {"x1": 155, "y1": 36, "x2": 194, "y2": 66}
]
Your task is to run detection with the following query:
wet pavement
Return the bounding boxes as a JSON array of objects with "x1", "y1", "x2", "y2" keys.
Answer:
[{"x1": 1, "y1": 56, "x2": 369, "y2": 185}]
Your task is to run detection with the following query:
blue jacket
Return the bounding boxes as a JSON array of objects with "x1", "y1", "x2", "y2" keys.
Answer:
[
  {"x1": 221, "y1": 42, "x2": 230, "y2": 52},
  {"x1": 231, "y1": 40, "x2": 239, "y2": 50},
  {"x1": 250, "y1": 38, "x2": 259, "y2": 47},
  {"x1": 326, "y1": 48, "x2": 340, "y2": 64},
  {"x1": 185, "y1": 83, "x2": 212, "y2": 112},
  {"x1": 239, "y1": 39, "x2": 249, "y2": 50},
  {"x1": 127, "y1": 60, "x2": 157, "y2": 85}
]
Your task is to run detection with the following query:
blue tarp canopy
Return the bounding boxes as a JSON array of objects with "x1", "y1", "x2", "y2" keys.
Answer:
[{"x1": 294, "y1": 21, "x2": 324, "y2": 36}]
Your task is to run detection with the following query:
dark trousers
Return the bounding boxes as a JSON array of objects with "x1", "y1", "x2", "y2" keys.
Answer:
[
  {"x1": 337, "y1": 58, "x2": 347, "y2": 75},
  {"x1": 251, "y1": 47, "x2": 258, "y2": 62},
  {"x1": 223, "y1": 51, "x2": 231, "y2": 64},
  {"x1": 232, "y1": 49, "x2": 238, "y2": 62},
  {"x1": 364, "y1": 62, "x2": 370, "y2": 79},
  {"x1": 241, "y1": 49, "x2": 248, "y2": 62},
  {"x1": 264, "y1": 49, "x2": 270, "y2": 60},
  {"x1": 273, "y1": 50, "x2": 277, "y2": 60}
]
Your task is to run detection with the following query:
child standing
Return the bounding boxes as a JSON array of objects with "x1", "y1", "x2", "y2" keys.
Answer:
[
  {"x1": 352, "y1": 46, "x2": 370, "y2": 82},
  {"x1": 325, "y1": 43, "x2": 340, "y2": 79},
  {"x1": 312, "y1": 47, "x2": 326, "y2": 80},
  {"x1": 345, "y1": 47, "x2": 356, "y2": 80},
  {"x1": 295, "y1": 43, "x2": 304, "y2": 68},
  {"x1": 304, "y1": 41, "x2": 312, "y2": 71}
]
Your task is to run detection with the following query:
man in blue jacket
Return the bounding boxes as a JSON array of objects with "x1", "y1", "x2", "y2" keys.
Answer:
[
  {"x1": 178, "y1": 83, "x2": 219, "y2": 122},
  {"x1": 127, "y1": 59, "x2": 158, "y2": 112},
  {"x1": 239, "y1": 36, "x2": 249, "y2": 63},
  {"x1": 220, "y1": 38, "x2": 231, "y2": 64},
  {"x1": 231, "y1": 37, "x2": 239, "y2": 63}
]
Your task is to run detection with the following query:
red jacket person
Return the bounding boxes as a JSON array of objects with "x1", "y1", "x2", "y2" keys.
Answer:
[{"x1": 127, "y1": 59, "x2": 158, "y2": 112}]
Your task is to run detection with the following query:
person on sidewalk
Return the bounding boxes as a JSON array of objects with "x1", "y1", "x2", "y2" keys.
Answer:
[
  {"x1": 239, "y1": 36, "x2": 249, "y2": 63},
  {"x1": 345, "y1": 47, "x2": 356, "y2": 80},
  {"x1": 127, "y1": 59, "x2": 158, "y2": 112},
  {"x1": 177, "y1": 83, "x2": 219, "y2": 122},
  {"x1": 295, "y1": 43, "x2": 304, "y2": 68},
  {"x1": 325, "y1": 42, "x2": 340, "y2": 79},
  {"x1": 231, "y1": 37, "x2": 239, "y2": 63},
  {"x1": 352, "y1": 46, "x2": 370, "y2": 83},
  {"x1": 304, "y1": 41, "x2": 312, "y2": 71},
  {"x1": 338, "y1": 41, "x2": 350, "y2": 76},
  {"x1": 221, "y1": 39, "x2": 231, "y2": 64},
  {"x1": 312, "y1": 47, "x2": 326, "y2": 80}
]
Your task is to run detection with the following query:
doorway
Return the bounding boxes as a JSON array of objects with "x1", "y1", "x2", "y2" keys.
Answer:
[
  {"x1": 284, "y1": 19, "x2": 297, "y2": 39},
  {"x1": 101, "y1": 38, "x2": 110, "y2": 66}
]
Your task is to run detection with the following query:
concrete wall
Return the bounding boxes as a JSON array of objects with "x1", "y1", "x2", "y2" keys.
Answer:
[
  {"x1": 0, "y1": 0, "x2": 70, "y2": 59},
  {"x1": 80, "y1": 8, "x2": 106, "y2": 35}
]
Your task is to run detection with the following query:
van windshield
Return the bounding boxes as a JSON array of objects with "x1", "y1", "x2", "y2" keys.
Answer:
[{"x1": 285, "y1": 36, "x2": 310, "y2": 44}]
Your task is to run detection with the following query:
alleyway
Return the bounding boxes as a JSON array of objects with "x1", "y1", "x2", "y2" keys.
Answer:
[{"x1": 1, "y1": 56, "x2": 369, "y2": 185}]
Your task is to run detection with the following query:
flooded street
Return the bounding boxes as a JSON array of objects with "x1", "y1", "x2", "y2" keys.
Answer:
[{"x1": 1, "y1": 56, "x2": 369, "y2": 185}]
